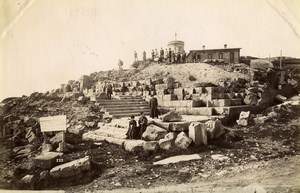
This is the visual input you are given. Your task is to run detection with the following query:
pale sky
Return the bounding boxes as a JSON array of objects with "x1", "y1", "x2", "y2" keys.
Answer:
[{"x1": 1, "y1": 0, "x2": 300, "y2": 101}]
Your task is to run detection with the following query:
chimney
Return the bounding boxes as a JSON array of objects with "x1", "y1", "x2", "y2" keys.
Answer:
[
  {"x1": 202, "y1": 45, "x2": 205, "y2": 50},
  {"x1": 224, "y1": 44, "x2": 227, "y2": 49}
]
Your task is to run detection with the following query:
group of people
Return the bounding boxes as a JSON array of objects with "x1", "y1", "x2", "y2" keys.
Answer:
[
  {"x1": 126, "y1": 95, "x2": 159, "y2": 139},
  {"x1": 102, "y1": 82, "x2": 113, "y2": 100},
  {"x1": 134, "y1": 48, "x2": 187, "y2": 64}
]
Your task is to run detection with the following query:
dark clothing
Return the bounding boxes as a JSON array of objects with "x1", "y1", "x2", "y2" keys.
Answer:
[
  {"x1": 151, "y1": 51, "x2": 155, "y2": 60},
  {"x1": 160, "y1": 49, "x2": 164, "y2": 58},
  {"x1": 138, "y1": 116, "x2": 148, "y2": 138},
  {"x1": 182, "y1": 53, "x2": 186, "y2": 63},
  {"x1": 177, "y1": 54, "x2": 181, "y2": 64},
  {"x1": 126, "y1": 119, "x2": 139, "y2": 139},
  {"x1": 149, "y1": 97, "x2": 158, "y2": 118},
  {"x1": 106, "y1": 84, "x2": 112, "y2": 99},
  {"x1": 168, "y1": 50, "x2": 172, "y2": 62}
]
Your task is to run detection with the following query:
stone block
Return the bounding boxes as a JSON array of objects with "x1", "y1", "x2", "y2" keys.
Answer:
[
  {"x1": 168, "y1": 122, "x2": 190, "y2": 132},
  {"x1": 158, "y1": 138, "x2": 174, "y2": 150},
  {"x1": 231, "y1": 99, "x2": 242, "y2": 106},
  {"x1": 163, "y1": 94, "x2": 178, "y2": 101},
  {"x1": 161, "y1": 111, "x2": 182, "y2": 122},
  {"x1": 142, "y1": 141, "x2": 159, "y2": 151},
  {"x1": 142, "y1": 124, "x2": 167, "y2": 141},
  {"x1": 189, "y1": 122, "x2": 207, "y2": 145},
  {"x1": 194, "y1": 87, "x2": 204, "y2": 94},
  {"x1": 205, "y1": 119, "x2": 224, "y2": 139},
  {"x1": 204, "y1": 87, "x2": 219, "y2": 93},
  {"x1": 175, "y1": 132, "x2": 192, "y2": 149},
  {"x1": 156, "y1": 84, "x2": 167, "y2": 90},
  {"x1": 174, "y1": 88, "x2": 185, "y2": 100},
  {"x1": 164, "y1": 132, "x2": 177, "y2": 140},
  {"x1": 50, "y1": 157, "x2": 91, "y2": 178},
  {"x1": 210, "y1": 99, "x2": 231, "y2": 107},
  {"x1": 34, "y1": 152, "x2": 64, "y2": 169},
  {"x1": 124, "y1": 140, "x2": 144, "y2": 152}
]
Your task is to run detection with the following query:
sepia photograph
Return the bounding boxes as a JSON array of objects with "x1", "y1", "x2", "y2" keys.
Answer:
[{"x1": 0, "y1": 0, "x2": 300, "y2": 192}]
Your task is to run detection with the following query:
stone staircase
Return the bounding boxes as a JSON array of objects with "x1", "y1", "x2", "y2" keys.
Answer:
[{"x1": 99, "y1": 95, "x2": 150, "y2": 118}]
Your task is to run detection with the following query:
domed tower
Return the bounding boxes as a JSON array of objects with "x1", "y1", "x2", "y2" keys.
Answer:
[{"x1": 167, "y1": 33, "x2": 185, "y2": 54}]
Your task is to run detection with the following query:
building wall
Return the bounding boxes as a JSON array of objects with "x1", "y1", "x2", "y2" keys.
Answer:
[{"x1": 187, "y1": 49, "x2": 240, "y2": 64}]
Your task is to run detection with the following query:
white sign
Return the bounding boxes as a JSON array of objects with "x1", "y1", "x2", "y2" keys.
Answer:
[{"x1": 39, "y1": 115, "x2": 66, "y2": 132}]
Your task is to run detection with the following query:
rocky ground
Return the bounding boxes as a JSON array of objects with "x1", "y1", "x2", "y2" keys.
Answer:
[{"x1": 0, "y1": 93, "x2": 299, "y2": 192}]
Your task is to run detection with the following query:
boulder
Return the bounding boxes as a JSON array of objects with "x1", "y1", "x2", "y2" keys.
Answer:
[
  {"x1": 124, "y1": 140, "x2": 144, "y2": 152},
  {"x1": 164, "y1": 132, "x2": 177, "y2": 140},
  {"x1": 253, "y1": 116, "x2": 269, "y2": 124},
  {"x1": 20, "y1": 174, "x2": 36, "y2": 184},
  {"x1": 34, "y1": 152, "x2": 64, "y2": 169},
  {"x1": 175, "y1": 132, "x2": 192, "y2": 149},
  {"x1": 158, "y1": 138, "x2": 174, "y2": 150},
  {"x1": 50, "y1": 157, "x2": 91, "y2": 178},
  {"x1": 142, "y1": 124, "x2": 167, "y2": 141},
  {"x1": 236, "y1": 111, "x2": 250, "y2": 126},
  {"x1": 161, "y1": 111, "x2": 182, "y2": 122},
  {"x1": 205, "y1": 119, "x2": 224, "y2": 139},
  {"x1": 189, "y1": 122, "x2": 207, "y2": 146},
  {"x1": 68, "y1": 125, "x2": 87, "y2": 136},
  {"x1": 142, "y1": 141, "x2": 159, "y2": 151}
]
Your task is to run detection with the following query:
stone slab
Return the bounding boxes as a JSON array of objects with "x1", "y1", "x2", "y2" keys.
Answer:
[
  {"x1": 189, "y1": 122, "x2": 207, "y2": 145},
  {"x1": 153, "y1": 154, "x2": 201, "y2": 165},
  {"x1": 34, "y1": 152, "x2": 64, "y2": 169}
]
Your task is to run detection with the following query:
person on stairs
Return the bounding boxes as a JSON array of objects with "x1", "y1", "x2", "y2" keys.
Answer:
[
  {"x1": 149, "y1": 95, "x2": 158, "y2": 119},
  {"x1": 138, "y1": 112, "x2": 148, "y2": 138},
  {"x1": 106, "y1": 82, "x2": 113, "y2": 100}
]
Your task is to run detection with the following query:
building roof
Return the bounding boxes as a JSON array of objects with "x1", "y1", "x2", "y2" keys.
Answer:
[{"x1": 191, "y1": 48, "x2": 241, "y2": 52}]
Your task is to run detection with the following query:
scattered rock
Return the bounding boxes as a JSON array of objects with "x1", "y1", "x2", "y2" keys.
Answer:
[
  {"x1": 142, "y1": 141, "x2": 159, "y2": 151},
  {"x1": 211, "y1": 154, "x2": 229, "y2": 162},
  {"x1": 142, "y1": 124, "x2": 167, "y2": 141},
  {"x1": 205, "y1": 119, "x2": 224, "y2": 139},
  {"x1": 161, "y1": 111, "x2": 182, "y2": 122},
  {"x1": 175, "y1": 132, "x2": 192, "y2": 149},
  {"x1": 154, "y1": 154, "x2": 201, "y2": 165},
  {"x1": 189, "y1": 122, "x2": 207, "y2": 145},
  {"x1": 123, "y1": 140, "x2": 144, "y2": 152},
  {"x1": 158, "y1": 138, "x2": 174, "y2": 150}
]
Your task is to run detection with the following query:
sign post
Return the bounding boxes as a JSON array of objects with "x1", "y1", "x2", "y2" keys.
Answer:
[{"x1": 40, "y1": 115, "x2": 67, "y2": 152}]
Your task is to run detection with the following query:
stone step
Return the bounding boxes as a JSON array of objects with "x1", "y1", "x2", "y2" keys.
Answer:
[
  {"x1": 104, "y1": 104, "x2": 149, "y2": 109},
  {"x1": 105, "y1": 106, "x2": 150, "y2": 112},
  {"x1": 109, "y1": 109, "x2": 150, "y2": 115},
  {"x1": 98, "y1": 100, "x2": 147, "y2": 105},
  {"x1": 101, "y1": 102, "x2": 148, "y2": 107},
  {"x1": 112, "y1": 112, "x2": 150, "y2": 118}
]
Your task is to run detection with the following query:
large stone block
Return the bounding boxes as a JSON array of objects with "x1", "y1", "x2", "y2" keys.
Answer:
[
  {"x1": 124, "y1": 140, "x2": 144, "y2": 152},
  {"x1": 161, "y1": 111, "x2": 182, "y2": 122},
  {"x1": 163, "y1": 94, "x2": 178, "y2": 101},
  {"x1": 158, "y1": 138, "x2": 174, "y2": 150},
  {"x1": 174, "y1": 88, "x2": 185, "y2": 100},
  {"x1": 205, "y1": 119, "x2": 224, "y2": 139},
  {"x1": 50, "y1": 157, "x2": 91, "y2": 178},
  {"x1": 142, "y1": 124, "x2": 167, "y2": 141},
  {"x1": 175, "y1": 132, "x2": 192, "y2": 149},
  {"x1": 168, "y1": 122, "x2": 190, "y2": 132},
  {"x1": 34, "y1": 152, "x2": 64, "y2": 169},
  {"x1": 142, "y1": 141, "x2": 159, "y2": 151},
  {"x1": 189, "y1": 122, "x2": 207, "y2": 145}
]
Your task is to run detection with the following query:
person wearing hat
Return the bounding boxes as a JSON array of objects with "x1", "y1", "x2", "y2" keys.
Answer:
[
  {"x1": 126, "y1": 115, "x2": 138, "y2": 139},
  {"x1": 138, "y1": 112, "x2": 148, "y2": 138}
]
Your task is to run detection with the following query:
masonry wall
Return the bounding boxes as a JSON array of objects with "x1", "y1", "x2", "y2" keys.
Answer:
[{"x1": 187, "y1": 49, "x2": 240, "y2": 64}]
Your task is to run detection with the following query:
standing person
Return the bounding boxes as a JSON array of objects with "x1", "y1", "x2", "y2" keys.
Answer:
[
  {"x1": 160, "y1": 48, "x2": 164, "y2": 61},
  {"x1": 149, "y1": 95, "x2": 158, "y2": 119},
  {"x1": 151, "y1": 50, "x2": 155, "y2": 61},
  {"x1": 172, "y1": 51, "x2": 176, "y2": 64},
  {"x1": 192, "y1": 51, "x2": 197, "y2": 63},
  {"x1": 182, "y1": 52, "x2": 186, "y2": 63},
  {"x1": 155, "y1": 49, "x2": 158, "y2": 58},
  {"x1": 142, "y1": 50, "x2": 146, "y2": 61},
  {"x1": 177, "y1": 53, "x2": 181, "y2": 64},
  {"x1": 134, "y1": 51, "x2": 138, "y2": 61},
  {"x1": 165, "y1": 48, "x2": 168, "y2": 60},
  {"x1": 168, "y1": 48, "x2": 172, "y2": 63},
  {"x1": 106, "y1": 82, "x2": 113, "y2": 100},
  {"x1": 138, "y1": 112, "x2": 148, "y2": 138},
  {"x1": 126, "y1": 115, "x2": 138, "y2": 139}
]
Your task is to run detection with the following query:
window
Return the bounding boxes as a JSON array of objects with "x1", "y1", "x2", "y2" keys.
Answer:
[
  {"x1": 219, "y1": 53, "x2": 223, "y2": 59},
  {"x1": 230, "y1": 52, "x2": 234, "y2": 62},
  {"x1": 208, "y1": 54, "x2": 212, "y2": 59}
]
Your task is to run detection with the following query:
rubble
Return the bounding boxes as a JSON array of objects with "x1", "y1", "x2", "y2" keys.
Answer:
[
  {"x1": 142, "y1": 124, "x2": 167, "y2": 141},
  {"x1": 205, "y1": 119, "x2": 225, "y2": 139},
  {"x1": 161, "y1": 111, "x2": 182, "y2": 122},
  {"x1": 153, "y1": 154, "x2": 201, "y2": 165},
  {"x1": 175, "y1": 132, "x2": 192, "y2": 149}
]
